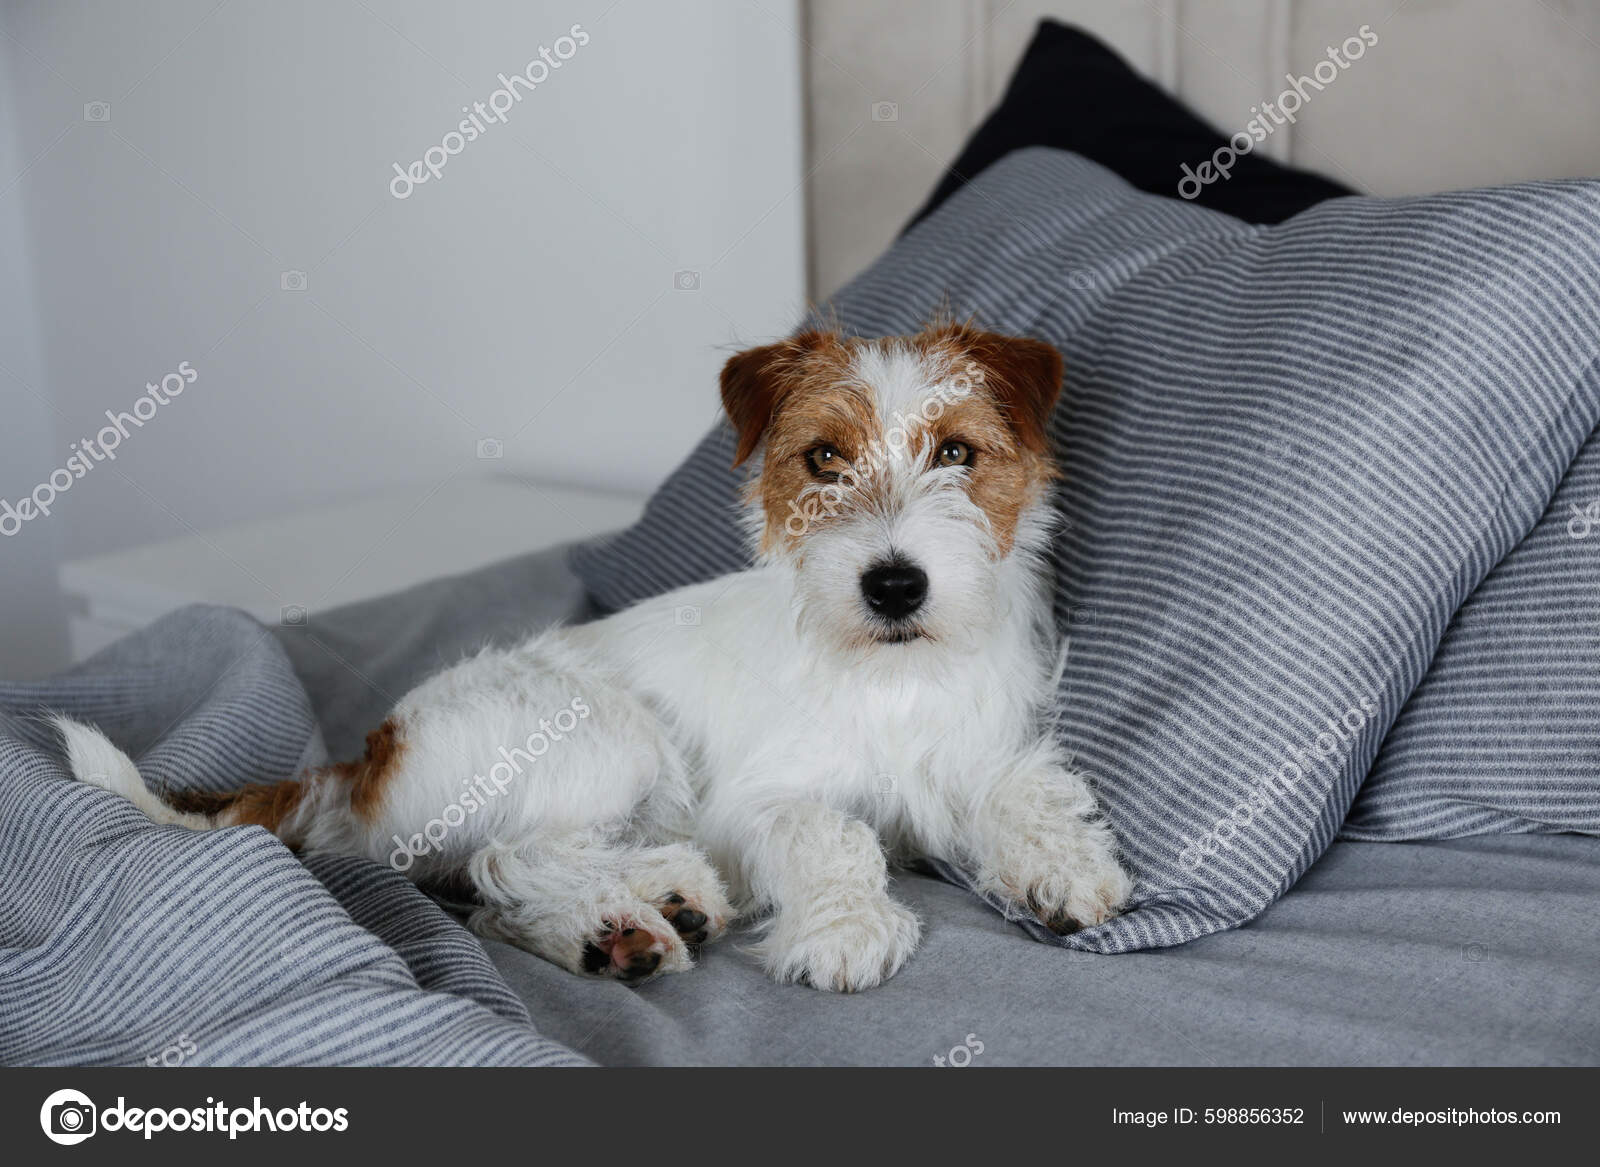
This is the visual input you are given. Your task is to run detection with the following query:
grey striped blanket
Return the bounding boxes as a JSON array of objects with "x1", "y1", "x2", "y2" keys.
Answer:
[{"x1": 0, "y1": 606, "x2": 585, "y2": 1067}]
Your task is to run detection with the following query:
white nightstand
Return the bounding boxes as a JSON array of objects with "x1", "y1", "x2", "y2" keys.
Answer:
[{"x1": 59, "y1": 476, "x2": 645, "y2": 662}]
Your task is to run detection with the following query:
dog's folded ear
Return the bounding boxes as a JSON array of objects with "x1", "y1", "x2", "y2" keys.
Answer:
[
  {"x1": 720, "y1": 329, "x2": 840, "y2": 466},
  {"x1": 919, "y1": 322, "x2": 1064, "y2": 455},
  {"x1": 974, "y1": 334, "x2": 1064, "y2": 456}
]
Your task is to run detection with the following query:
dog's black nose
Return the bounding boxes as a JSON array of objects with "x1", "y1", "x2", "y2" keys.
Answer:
[{"x1": 860, "y1": 562, "x2": 928, "y2": 620}]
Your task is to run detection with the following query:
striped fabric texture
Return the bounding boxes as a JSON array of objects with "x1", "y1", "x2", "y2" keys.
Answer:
[
  {"x1": 571, "y1": 149, "x2": 1600, "y2": 952},
  {"x1": 1345, "y1": 377, "x2": 1600, "y2": 840},
  {"x1": 0, "y1": 605, "x2": 586, "y2": 1066}
]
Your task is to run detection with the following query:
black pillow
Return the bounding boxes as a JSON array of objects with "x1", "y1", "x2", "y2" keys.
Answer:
[{"x1": 905, "y1": 20, "x2": 1352, "y2": 232}]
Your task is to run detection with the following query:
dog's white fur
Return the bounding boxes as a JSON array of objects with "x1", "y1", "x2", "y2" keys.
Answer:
[{"x1": 59, "y1": 328, "x2": 1131, "y2": 992}]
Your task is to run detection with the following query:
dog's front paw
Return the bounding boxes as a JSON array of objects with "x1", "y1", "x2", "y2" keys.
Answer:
[
  {"x1": 973, "y1": 767, "x2": 1134, "y2": 935},
  {"x1": 623, "y1": 843, "x2": 736, "y2": 955},
  {"x1": 757, "y1": 896, "x2": 921, "y2": 992},
  {"x1": 996, "y1": 839, "x2": 1132, "y2": 935},
  {"x1": 469, "y1": 899, "x2": 694, "y2": 984},
  {"x1": 578, "y1": 912, "x2": 692, "y2": 983}
]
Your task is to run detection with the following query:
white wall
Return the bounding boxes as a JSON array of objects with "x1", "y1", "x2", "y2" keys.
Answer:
[
  {"x1": 0, "y1": 38, "x2": 68, "y2": 677},
  {"x1": 0, "y1": 0, "x2": 804, "y2": 677}
]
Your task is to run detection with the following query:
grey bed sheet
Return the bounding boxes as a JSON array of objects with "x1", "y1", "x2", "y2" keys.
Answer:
[{"x1": 278, "y1": 544, "x2": 1600, "y2": 1067}]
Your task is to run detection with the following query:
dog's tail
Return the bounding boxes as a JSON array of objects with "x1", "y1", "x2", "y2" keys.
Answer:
[{"x1": 52, "y1": 715, "x2": 319, "y2": 842}]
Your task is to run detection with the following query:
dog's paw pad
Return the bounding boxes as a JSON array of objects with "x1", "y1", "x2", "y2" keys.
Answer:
[
  {"x1": 581, "y1": 919, "x2": 676, "y2": 983},
  {"x1": 657, "y1": 891, "x2": 711, "y2": 949}
]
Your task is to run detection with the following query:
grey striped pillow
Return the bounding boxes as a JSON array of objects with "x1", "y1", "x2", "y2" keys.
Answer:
[
  {"x1": 571, "y1": 149, "x2": 1600, "y2": 950},
  {"x1": 1345, "y1": 402, "x2": 1600, "y2": 841}
]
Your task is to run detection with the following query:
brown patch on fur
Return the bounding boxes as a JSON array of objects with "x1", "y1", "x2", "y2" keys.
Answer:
[
  {"x1": 219, "y1": 779, "x2": 309, "y2": 833},
  {"x1": 911, "y1": 390, "x2": 1052, "y2": 556},
  {"x1": 158, "y1": 778, "x2": 309, "y2": 847},
  {"x1": 721, "y1": 328, "x2": 878, "y2": 552},
  {"x1": 165, "y1": 781, "x2": 307, "y2": 841},
  {"x1": 913, "y1": 320, "x2": 1064, "y2": 456},
  {"x1": 757, "y1": 385, "x2": 879, "y2": 551},
  {"x1": 153, "y1": 720, "x2": 404, "y2": 842},
  {"x1": 721, "y1": 321, "x2": 1064, "y2": 558},
  {"x1": 327, "y1": 717, "x2": 407, "y2": 822},
  {"x1": 910, "y1": 320, "x2": 1063, "y2": 554},
  {"x1": 721, "y1": 329, "x2": 859, "y2": 466}
]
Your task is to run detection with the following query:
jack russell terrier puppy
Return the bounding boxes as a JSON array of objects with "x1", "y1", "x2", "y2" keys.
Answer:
[{"x1": 58, "y1": 320, "x2": 1131, "y2": 992}]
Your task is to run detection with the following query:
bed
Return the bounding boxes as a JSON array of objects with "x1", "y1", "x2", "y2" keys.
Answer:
[{"x1": 284, "y1": 543, "x2": 1600, "y2": 1066}]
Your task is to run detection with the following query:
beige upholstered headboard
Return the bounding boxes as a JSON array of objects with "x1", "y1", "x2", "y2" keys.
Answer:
[{"x1": 803, "y1": 0, "x2": 1600, "y2": 298}]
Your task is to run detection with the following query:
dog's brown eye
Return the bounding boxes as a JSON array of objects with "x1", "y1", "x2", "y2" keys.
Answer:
[
  {"x1": 806, "y1": 444, "x2": 844, "y2": 479},
  {"x1": 937, "y1": 440, "x2": 972, "y2": 468}
]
